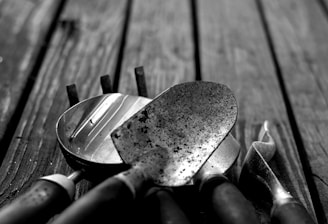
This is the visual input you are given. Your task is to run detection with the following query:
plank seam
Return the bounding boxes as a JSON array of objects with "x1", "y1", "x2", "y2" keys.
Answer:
[
  {"x1": 313, "y1": 173, "x2": 328, "y2": 188},
  {"x1": 255, "y1": 0, "x2": 326, "y2": 223},
  {"x1": 316, "y1": 0, "x2": 328, "y2": 21},
  {"x1": 190, "y1": 0, "x2": 202, "y2": 81},
  {"x1": 0, "y1": 0, "x2": 68, "y2": 167},
  {"x1": 112, "y1": 0, "x2": 133, "y2": 92}
]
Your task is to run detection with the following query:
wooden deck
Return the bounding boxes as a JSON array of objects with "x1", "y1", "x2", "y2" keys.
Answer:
[{"x1": 0, "y1": 0, "x2": 327, "y2": 223}]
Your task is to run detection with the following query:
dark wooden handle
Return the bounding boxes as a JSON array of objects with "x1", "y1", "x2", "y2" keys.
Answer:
[
  {"x1": 0, "y1": 180, "x2": 71, "y2": 224},
  {"x1": 51, "y1": 176, "x2": 134, "y2": 224},
  {"x1": 200, "y1": 175, "x2": 260, "y2": 224},
  {"x1": 150, "y1": 188, "x2": 191, "y2": 224},
  {"x1": 271, "y1": 198, "x2": 316, "y2": 224}
]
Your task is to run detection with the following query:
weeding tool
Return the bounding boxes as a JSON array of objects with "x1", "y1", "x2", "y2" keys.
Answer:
[{"x1": 239, "y1": 121, "x2": 316, "y2": 224}]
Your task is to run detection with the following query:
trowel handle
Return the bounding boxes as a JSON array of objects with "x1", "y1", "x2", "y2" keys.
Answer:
[
  {"x1": 271, "y1": 198, "x2": 316, "y2": 224},
  {"x1": 200, "y1": 175, "x2": 260, "y2": 224},
  {"x1": 51, "y1": 168, "x2": 148, "y2": 224},
  {"x1": 145, "y1": 188, "x2": 191, "y2": 224},
  {"x1": 0, "y1": 174, "x2": 75, "y2": 224}
]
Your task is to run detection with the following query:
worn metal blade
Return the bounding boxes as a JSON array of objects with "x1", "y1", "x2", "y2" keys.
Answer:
[
  {"x1": 193, "y1": 134, "x2": 240, "y2": 183},
  {"x1": 239, "y1": 144, "x2": 292, "y2": 202},
  {"x1": 111, "y1": 81, "x2": 238, "y2": 186}
]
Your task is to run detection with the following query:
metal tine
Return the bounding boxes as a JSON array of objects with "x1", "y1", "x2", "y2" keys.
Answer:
[
  {"x1": 69, "y1": 75, "x2": 114, "y2": 141},
  {"x1": 69, "y1": 98, "x2": 115, "y2": 140},
  {"x1": 69, "y1": 68, "x2": 148, "y2": 141},
  {"x1": 135, "y1": 66, "x2": 148, "y2": 97},
  {"x1": 66, "y1": 84, "x2": 80, "y2": 107},
  {"x1": 100, "y1": 74, "x2": 113, "y2": 94},
  {"x1": 78, "y1": 75, "x2": 115, "y2": 139}
]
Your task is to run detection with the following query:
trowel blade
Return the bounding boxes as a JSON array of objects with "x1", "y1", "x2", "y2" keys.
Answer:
[{"x1": 111, "y1": 81, "x2": 238, "y2": 187}]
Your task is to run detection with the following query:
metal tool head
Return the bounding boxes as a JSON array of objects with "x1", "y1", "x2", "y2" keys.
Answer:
[
  {"x1": 56, "y1": 93, "x2": 151, "y2": 180},
  {"x1": 239, "y1": 121, "x2": 292, "y2": 203},
  {"x1": 254, "y1": 120, "x2": 275, "y2": 162},
  {"x1": 111, "y1": 81, "x2": 238, "y2": 187},
  {"x1": 193, "y1": 134, "x2": 240, "y2": 183}
]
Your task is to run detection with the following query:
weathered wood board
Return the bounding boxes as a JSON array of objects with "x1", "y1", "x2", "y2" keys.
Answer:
[
  {"x1": 0, "y1": 0, "x2": 326, "y2": 223},
  {"x1": 118, "y1": 0, "x2": 195, "y2": 98},
  {"x1": 198, "y1": 0, "x2": 317, "y2": 222},
  {"x1": 0, "y1": 0, "x2": 63, "y2": 161},
  {"x1": 260, "y1": 0, "x2": 328, "y2": 222},
  {"x1": 117, "y1": 0, "x2": 199, "y2": 223},
  {"x1": 0, "y1": 0, "x2": 129, "y2": 208}
]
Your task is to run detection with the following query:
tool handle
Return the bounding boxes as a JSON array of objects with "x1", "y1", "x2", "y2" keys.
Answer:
[
  {"x1": 146, "y1": 188, "x2": 190, "y2": 224},
  {"x1": 200, "y1": 175, "x2": 260, "y2": 224},
  {"x1": 0, "y1": 177, "x2": 73, "y2": 224},
  {"x1": 157, "y1": 189, "x2": 190, "y2": 224},
  {"x1": 52, "y1": 168, "x2": 148, "y2": 224},
  {"x1": 271, "y1": 198, "x2": 316, "y2": 224}
]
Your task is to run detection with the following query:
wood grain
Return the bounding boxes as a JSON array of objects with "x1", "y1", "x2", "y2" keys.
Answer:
[
  {"x1": 260, "y1": 0, "x2": 328, "y2": 222},
  {"x1": 118, "y1": 0, "x2": 195, "y2": 98},
  {"x1": 0, "y1": 0, "x2": 63, "y2": 159},
  {"x1": 1, "y1": 1, "x2": 326, "y2": 224},
  {"x1": 117, "y1": 0, "x2": 197, "y2": 223},
  {"x1": 0, "y1": 0, "x2": 128, "y2": 208},
  {"x1": 198, "y1": 0, "x2": 316, "y2": 223}
]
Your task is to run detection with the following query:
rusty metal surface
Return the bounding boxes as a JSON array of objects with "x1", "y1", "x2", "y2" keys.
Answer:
[{"x1": 111, "y1": 81, "x2": 238, "y2": 186}]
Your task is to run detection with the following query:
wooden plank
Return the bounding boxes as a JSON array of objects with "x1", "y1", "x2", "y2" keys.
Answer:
[
  {"x1": 118, "y1": 0, "x2": 195, "y2": 98},
  {"x1": 117, "y1": 0, "x2": 197, "y2": 222},
  {"x1": 0, "y1": 0, "x2": 63, "y2": 159},
  {"x1": 198, "y1": 0, "x2": 316, "y2": 223},
  {"x1": 260, "y1": 0, "x2": 328, "y2": 222},
  {"x1": 0, "y1": 0, "x2": 128, "y2": 208}
]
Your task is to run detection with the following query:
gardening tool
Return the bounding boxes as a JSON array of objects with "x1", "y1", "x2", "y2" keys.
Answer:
[
  {"x1": 56, "y1": 93, "x2": 152, "y2": 180},
  {"x1": 0, "y1": 93, "x2": 152, "y2": 224},
  {"x1": 194, "y1": 134, "x2": 260, "y2": 224},
  {"x1": 51, "y1": 81, "x2": 238, "y2": 224},
  {"x1": 239, "y1": 121, "x2": 316, "y2": 224}
]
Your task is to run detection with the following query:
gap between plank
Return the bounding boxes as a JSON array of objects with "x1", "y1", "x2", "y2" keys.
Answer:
[
  {"x1": 0, "y1": 0, "x2": 68, "y2": 167},
  {"x1": 316, "y1": 0, "x2": 328, "y2": 21},
  {"x1": 255, "y1": 0, "x2": 326, "y2": 223},
  {"x1": 190, "y1": 0, "x2": 202, "y2": 81},
  {"x1": 112, "y1": 0, "x2": 133, "y2": 92}
]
